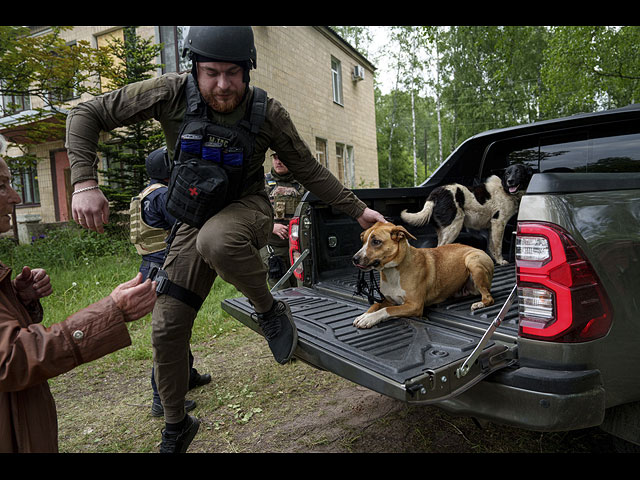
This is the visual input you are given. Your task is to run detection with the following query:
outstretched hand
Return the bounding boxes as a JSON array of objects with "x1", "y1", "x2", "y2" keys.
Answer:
[
  {"x1": 109, "y1": 273, "x2": 157, "y2": 322},
  {"x1": 13, "y1": 266, "x2": 53, "y2": 305}
]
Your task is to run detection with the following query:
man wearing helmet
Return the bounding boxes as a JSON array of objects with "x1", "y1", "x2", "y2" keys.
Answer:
[{"x1": 67, "y1": 26, "x2": 385, "y2": 453}]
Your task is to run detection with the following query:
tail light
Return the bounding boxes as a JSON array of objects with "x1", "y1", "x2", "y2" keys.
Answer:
[
  {"x1": 516, "y1": 222, "x2": 613, "y2": 342},
  {"x1": 288, "y1": 216, "x2": 304, "y2": 280}
]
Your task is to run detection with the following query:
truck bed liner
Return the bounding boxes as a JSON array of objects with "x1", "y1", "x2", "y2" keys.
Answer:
[
  {"x1": 314, "y1": 264, "x2": 519, "y2": 337},
  {"x1": 221, "y1": 265, "x2": 518, "y2": 402}
]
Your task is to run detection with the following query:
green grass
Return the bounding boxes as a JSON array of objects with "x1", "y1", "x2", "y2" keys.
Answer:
[
  {"x1": 40, "y1": 255, "x2": 241, "y2": 362},
  {"x1": 2, "y1": 225, "x2": 242, "y2": 368}
]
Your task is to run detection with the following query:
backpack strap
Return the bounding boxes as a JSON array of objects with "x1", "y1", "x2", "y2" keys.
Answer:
[{"x1": 184, "y1": 73, "x2": 205, "y2": 116}]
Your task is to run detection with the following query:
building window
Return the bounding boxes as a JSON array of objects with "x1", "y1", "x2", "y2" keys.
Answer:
[
  {"x1": 1, "y1": 90, "x2": 31, "y2": 117},
  {"x1": 159, "y1": 26, "x2": 191, "y2": 74},
  {"x1": 331, "y1": 57, "x2": 343, "y2": 106},
  {"x1": 48, "y1": 41, "x2": 80, "y2": 103},
  {"x1": 336, "y1": 143, "x2": 345, "y2": 184},
  {"x1": 316, "y1": 137, "x2": 328, "y2": 168},
  {"x1": 346, "y1": 145, "x2": 355, "y2": 187},
  {"x1": 336, "y1": 143, "x2": 356, "y2": 187},
  {"x1": 11, "y1": 166, "x2": 40, "y2": 205},
  {"x1": 100, "y1": 147, "x2": 125, "y2": 190}
]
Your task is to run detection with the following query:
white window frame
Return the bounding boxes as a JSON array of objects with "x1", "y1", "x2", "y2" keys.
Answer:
[
  {"x1": 315, "y1": 137, "x2": 328, "y2": 168},
  {"x1": 331, "y1": 57, "x2": 343, "y2": 106}
]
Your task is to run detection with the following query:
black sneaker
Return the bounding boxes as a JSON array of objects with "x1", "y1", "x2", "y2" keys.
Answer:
[
  {"x1": 255, "y1": 300, "x2": 298, "y2": 364},
  {"x1": 151, "y1": 398, "x2": 197, "y2": 417},
  {"x1": 159, "y1": 415, "x2": 200, "y2": 453}
]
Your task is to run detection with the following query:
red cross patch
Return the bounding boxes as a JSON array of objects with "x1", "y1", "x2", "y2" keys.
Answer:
[{"x1": 189, "y1": 186, "x2": 198, "y2": 196}]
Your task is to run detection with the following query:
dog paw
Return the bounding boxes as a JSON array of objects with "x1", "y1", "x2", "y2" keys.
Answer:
[
  {"x1": 495, "y1": 259, "x2": 509, "y2": 266},
  {"x1": 353, "y1": 311, "x2": 382, "y2": 329},
  {"x1": 471, "y1": 301, "x2": 486, "y2": 311}
]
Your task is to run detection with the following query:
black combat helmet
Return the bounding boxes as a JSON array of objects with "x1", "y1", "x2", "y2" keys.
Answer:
[
  {"x1": 182, "y1": 26, "x2": 257, "y2": 70},
  {"x1": 145, "y1": 147, "x2": 171, "y2": 181}
]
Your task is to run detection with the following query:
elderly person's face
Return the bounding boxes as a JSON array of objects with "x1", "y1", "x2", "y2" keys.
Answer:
[
  {"x1": 196, "y1": 61, "x2": 246, "y2": 113},
  {"x1": 0, "y1": 159, "x2": 21, "y2": 234}
]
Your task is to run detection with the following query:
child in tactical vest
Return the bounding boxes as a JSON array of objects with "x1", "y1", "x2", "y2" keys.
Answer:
[{"x1": 130, "y1": 147, "x2": 211, "y2": 416}]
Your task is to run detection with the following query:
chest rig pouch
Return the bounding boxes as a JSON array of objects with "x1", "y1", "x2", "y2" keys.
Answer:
[{"x1": 166, "y1": 75, "x2": 267, "y2": 228}]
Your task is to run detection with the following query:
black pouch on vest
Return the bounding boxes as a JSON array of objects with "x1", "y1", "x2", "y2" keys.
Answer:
[{"x1": 166, "y1": 150, "x2": 229, "y2": 229}]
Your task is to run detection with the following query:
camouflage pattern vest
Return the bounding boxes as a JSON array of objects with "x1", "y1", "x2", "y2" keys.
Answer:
[{"x1": 265, "y1": 170, "x2": 305, "y2": 223}]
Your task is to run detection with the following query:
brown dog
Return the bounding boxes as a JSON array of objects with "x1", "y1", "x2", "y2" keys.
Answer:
[{"x1": 351, "y1": 222, "x2": 495, "y2": 328}]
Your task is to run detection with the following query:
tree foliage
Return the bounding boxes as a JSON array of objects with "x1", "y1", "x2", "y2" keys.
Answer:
[
  {"x1": 0, "y1": 26, "x2": 111, "y2": 167},
  {"x1": 95, "y1": 27, "x2": 165, "y2": 213},
  {"x1": 541, "y1": 26, "x2": 640, "y2": 116},
  {"x1": 344, "y1": 25, "x2": 640, "y2": 187}
]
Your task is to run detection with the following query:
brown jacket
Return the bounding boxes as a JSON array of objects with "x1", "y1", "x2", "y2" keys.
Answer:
[
  {"x1": 65, "y1": 72, "x2": 367, "y2": 220},
  {"x1": 0, "y1": 262, "x2": 132, "y2": 453}
]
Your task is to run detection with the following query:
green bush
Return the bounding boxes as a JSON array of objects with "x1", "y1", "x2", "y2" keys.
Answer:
[
  {"x1": 0, "y1": 224, "x2": 137, "y2": 272},
  {"x1": 1, "y1": 222, "x2": 242, "y2": 358}
]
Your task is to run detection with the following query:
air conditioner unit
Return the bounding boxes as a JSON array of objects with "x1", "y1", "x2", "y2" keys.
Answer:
[{"x1": 352, "y1": 65, "x2": 365, "y2": 81}]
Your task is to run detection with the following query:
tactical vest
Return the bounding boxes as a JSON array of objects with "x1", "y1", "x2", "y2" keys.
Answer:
[
  {"x1": 265, "y1": 172, "x2": 305, "y2": 221},
  {"x1": 129, "y1": 183, "x2": 170, "y2": 255},
  {"x1": 166, "y1": 74, "x2": 267, "y2": 228}
]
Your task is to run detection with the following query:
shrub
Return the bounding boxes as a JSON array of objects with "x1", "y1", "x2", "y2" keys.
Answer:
[{"x1": 0, "y1": 224, "x2": 137, "y2": 272}]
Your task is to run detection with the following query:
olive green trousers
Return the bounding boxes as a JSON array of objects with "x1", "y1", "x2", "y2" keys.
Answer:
[{"x1": 151, "y1": 193, "x2": 274, "y2": 424}]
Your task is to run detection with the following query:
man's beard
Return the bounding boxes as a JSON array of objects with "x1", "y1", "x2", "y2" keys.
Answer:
[{"x1": 202, "y1": 88, "x2": 244, "y2": 113}]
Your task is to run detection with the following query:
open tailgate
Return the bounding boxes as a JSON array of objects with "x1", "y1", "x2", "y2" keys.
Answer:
[{"x1": 221, "y1": 266, "x2": 517, "y2": 404}]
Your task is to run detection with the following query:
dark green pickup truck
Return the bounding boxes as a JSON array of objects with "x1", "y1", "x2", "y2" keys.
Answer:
[{"x1": 223, "y1": 104, "x2": 640, "y2": 448}]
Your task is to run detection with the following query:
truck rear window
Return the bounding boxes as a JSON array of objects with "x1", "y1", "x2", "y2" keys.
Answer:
[
  {"x1": 536, "y1": 132, "x2": 640, "y2": 173},
  {"x1": 494, "y1": 129, "x2": 640, "y2": 175}
]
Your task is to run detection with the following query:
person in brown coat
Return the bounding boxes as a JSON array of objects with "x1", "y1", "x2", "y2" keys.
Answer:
[{"x1": 0, "y1": 139, "x2": 158, "y2": 453}]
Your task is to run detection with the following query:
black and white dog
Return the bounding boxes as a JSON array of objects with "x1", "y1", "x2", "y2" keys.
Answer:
[{"x1": 400, "y1": 164, "x2": 533, "y2": 265}]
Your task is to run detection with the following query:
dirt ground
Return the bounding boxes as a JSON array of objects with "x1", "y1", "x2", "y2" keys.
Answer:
[{"x1": 50, "y1": 324, "x2": 621, "y2": 454}]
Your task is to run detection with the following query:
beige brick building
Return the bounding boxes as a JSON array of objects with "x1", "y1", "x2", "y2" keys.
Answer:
[{"x1": 0, "y1": 26, "x2": 378, "y2": 242}]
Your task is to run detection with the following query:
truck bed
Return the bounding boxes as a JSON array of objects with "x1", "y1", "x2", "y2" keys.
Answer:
[
  {"x1": 313, "y1": 263, "x2": 519, "y2": 338},
  {"x1": 221, "y1": 264, "x2": 519, "y2": 403}
]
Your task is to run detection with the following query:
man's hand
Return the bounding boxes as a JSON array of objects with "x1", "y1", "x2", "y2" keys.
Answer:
[
  {"x1": 272, "y1": 223, "x2": 289, "y2": 240},
  {"x1": 109, "y1": 273, "x2": 157, "y2": 322},
  {"x1": 356, "y1": 207, "x2": 387, "y2": 229},
  {"x1": 13, "y1": 266, "x2": 53, "y2": 305},
  {"x1": 71, "y1": 180, "x2": 110, "y2": 234}
]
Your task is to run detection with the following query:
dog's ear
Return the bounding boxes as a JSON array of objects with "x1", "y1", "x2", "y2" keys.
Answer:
[{"x1": 391, "y1": 225, "x2": 417, "y2": 242}]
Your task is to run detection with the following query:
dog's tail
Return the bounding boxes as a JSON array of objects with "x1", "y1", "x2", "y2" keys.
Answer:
[{"x1": 401, "y1": 200, "x2": 434, "y2": 227}]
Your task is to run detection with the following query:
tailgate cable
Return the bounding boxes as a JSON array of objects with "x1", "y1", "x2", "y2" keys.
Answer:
[
  {"x1": 270, "y1": 249, "x2": 310, "y2": 293},
  {"x1": 456, "y1": 284, "x2": 517, "y2": 379}
]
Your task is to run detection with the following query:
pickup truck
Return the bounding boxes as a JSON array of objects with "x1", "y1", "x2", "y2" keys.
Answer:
[{"x1": 222, "y1": 104, "x2": 640, "y2": 448}]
